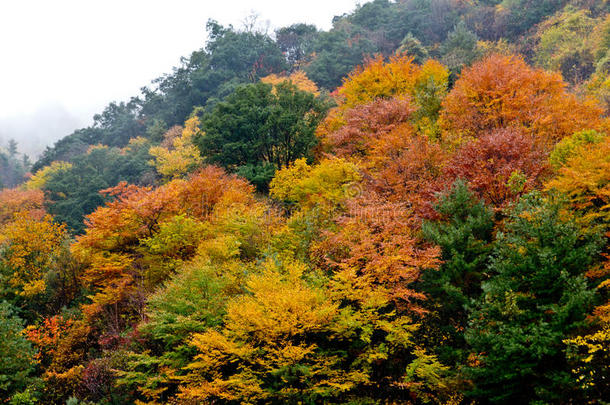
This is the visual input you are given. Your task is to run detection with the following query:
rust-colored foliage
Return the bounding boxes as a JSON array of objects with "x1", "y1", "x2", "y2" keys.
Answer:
[
  {"x1": 317, "y1": 192, "x2": 440, "y2": 310},
  {"x1": 371, "y1": 133, "x2": 448, "y2": 220},
  {"x1": 315, "y1": 58, "x2": 450, "y2": 220},
  {"x1": 440, "y1": 54, "x2": 606, "y2": 145},
  {"x1": 0, "y1": 188, "x2": 45, "y2": 225},
  {"x1": 445, "y1": 127, "x2": 551, "y2": 208},
  {"x1": 319, "y1": 96, "x2": 447, "y2": 220},
  {"x1": 321, "y1": 96, "x2": 416, "y2": 160},
  {"x1": 76, "y1": 166, "x2": 254, "y2": 253},
  {"x1": 317, "y1": 55, "x2": 449, "y2": 151},
  {"x1": 26, "y1": 316, "x2": 76, "y2": 365}
]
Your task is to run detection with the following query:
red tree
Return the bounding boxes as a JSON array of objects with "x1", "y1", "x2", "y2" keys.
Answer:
[{"x1": 444, "y1": 127, "x2": 551, "y2": 208}]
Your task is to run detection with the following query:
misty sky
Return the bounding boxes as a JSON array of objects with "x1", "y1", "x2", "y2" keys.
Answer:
[{"x1": 0, "y1": 0, "x2": 367, "y2": 157}]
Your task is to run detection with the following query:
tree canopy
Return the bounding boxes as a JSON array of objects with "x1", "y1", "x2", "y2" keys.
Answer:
[{"x1": 3, "y1": 1, "x2": 610, "y2": 403}]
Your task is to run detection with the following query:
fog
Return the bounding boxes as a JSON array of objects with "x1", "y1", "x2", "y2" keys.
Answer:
[
  {"x1": 0, "y1": 0, "x2": 365, "y2": 158},
  {"x1": 0, "y1": 104, "x2": 86, "y2": 157}
]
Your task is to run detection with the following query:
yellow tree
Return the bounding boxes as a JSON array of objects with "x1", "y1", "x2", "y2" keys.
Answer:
[
  {"x1": 270, "y1": 158, "x2": 361, "y2": 212},
  {"x1": 337, "y1": 54, "x2": 422, "y2": 108},
  {"x1": 23, "y1": 161, "x2": 73, "y2": 190},
  {"x1": 179, "y1": 259, "x2": 341, "y2": 403},
  {"x1": 269, "y1": 158, "x2": 361, "y2": 260},
  {"x1": 149, "y1": 116, "x2": 203, "y2": 180},
  {"x1": 180, "y1": 249, "x2": 450, "y2": 403},
  {"x1": 546, "y1": 134, "x2": 610, "y2": 224},
  {"x1": 0, "y1": 212, "x2": 67, "y2": 297}
]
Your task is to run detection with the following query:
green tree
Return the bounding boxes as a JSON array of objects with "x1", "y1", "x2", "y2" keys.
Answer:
[
  {"x1": 420, "y1": 180, "x2": 494, "y2": 366},
  {"x1": 476, "y1": 0, "x2": 570, "y2": 41},
  {"x1": 32, "y1": 128, "x2": 97, "y2": 173},
  {"x1": 0, "y1": 141, "x2": 27, "y2": 189},
  {"x1": 139, "y1": 20, "x2": 286, "y2": 127},
  {"x1": 0, "y1": 301, "x2": 37, "y2": 401},
  {"x1": 35, "y1": 20, "x2": 288, "y2": 174},
  {"x1": 464, "y1": 192, "x2": 603, "y2": 403},
  {"x1": 304, "y1": 28, "x2": 377, "y2": 90},
  {"x1": 397, "y1": 32, "x2": 429, "y2": 64},
  {"x1": 43, "y1": 140, "x2": 154, "y2": 233},
  {"x1": 195, "y1": 81, "x2": 331, "y2": 190},
  {"x1": 440, "y1": 20, "x2": 480, "y2": 74},
  {"x1": 116, "y1": 263, "x2": 228, "y2": 403},
  {"x1": 7, "y1": 139, "x2": 18, "y2": 158},
  {"x1": 535, "y1": 6, "x2": 596, "y2": 83},
  {"x1": 92, "y1": 101, "x2": 145, "y2": 147}
]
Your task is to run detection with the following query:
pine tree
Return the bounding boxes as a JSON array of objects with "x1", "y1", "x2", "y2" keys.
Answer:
[{"x1": 465, "y1": 192, "x2": 603, "y2": 403}]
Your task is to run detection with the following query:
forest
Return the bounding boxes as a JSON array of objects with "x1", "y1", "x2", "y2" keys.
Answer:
[{"x1": 1, "y1": 0, "x2": 610, "y2": 403}]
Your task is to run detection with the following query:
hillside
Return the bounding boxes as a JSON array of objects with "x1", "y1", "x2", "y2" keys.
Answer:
[{"x1": 1, "y1": 1, "x2": 609, "y2": 403}]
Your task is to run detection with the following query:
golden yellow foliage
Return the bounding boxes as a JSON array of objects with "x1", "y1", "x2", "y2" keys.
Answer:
[
  {"x1": 24, "y1": 161, "x2": 73, "y2": 190},
  {"x1": 546, "y1": 134, "x2": 610, "y2": 224},
  {"x1": 270, "y1": 158, "x2": 361, "y2": 211},
  {"x1": 179, "y1": 259, "x2": 341, "y2": 403},
  {"x1": 149, "y1": 116, "x2": 203, "y2": 180},
  {"x1": 261, "y1": 70, "x2": 320, "y2": 96},
  {"x1": 0, "y1": 212, "x2": 67, "y2": 296}
]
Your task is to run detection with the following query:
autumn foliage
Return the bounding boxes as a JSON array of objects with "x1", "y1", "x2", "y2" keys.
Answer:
[
  {"x1": 3, "y1": 28, "x2": 610, "y2": 405},
  {"x1": 0, "y1": 213, "x2": 66, "y2": 297},
  {"x1": 441, "y1": 54, "x2": 606, "y2": 145},
  {"x1": 71, "y1": 166, "x2": 255, "y2": 327},
  {"x1": 0, "y1": 188, "x2": 45, "y2": 225},
  {"x1": 148, "y1": 116, "x2": 203, "y2": 180},
  {"x1": 444, "y1": 127, "x2": 551, "y2": 208},
  {"x1": 261, "y1": 70, "x2": 320, "y2": 96}
]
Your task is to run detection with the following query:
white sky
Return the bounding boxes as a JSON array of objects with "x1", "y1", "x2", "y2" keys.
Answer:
[{"x1": 0, "y1": 0, "x2": 367, "y2": 155}]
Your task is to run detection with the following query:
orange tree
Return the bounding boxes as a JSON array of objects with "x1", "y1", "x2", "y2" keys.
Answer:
[
  {"x1": 440, "y1": 54, "x2": 606, "y2": 147},
  {"x1": 0, "y1": 188, "x2": 45, "y2": 225},
  {"x1": 71, "y1": 166, "x2": 255, "y2": 332}
]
